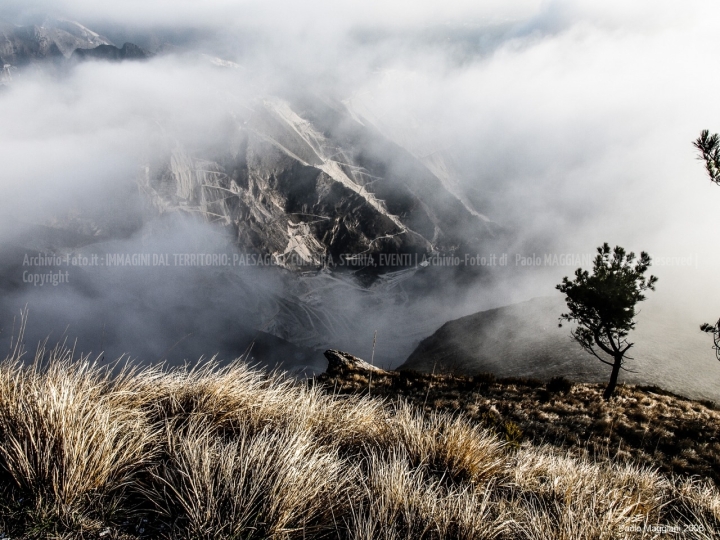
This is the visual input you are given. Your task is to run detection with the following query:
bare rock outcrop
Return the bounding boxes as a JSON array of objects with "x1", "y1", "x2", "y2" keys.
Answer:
[{"x1": 323, "y1": 349, "x2": 388, "y2": 377}]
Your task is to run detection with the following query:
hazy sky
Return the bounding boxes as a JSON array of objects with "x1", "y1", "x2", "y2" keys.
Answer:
[{"x1": 2, "y1": 0, "x2": 720, "y2": 362}]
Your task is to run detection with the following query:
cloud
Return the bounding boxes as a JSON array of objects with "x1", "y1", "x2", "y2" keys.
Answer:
[
  {"x1": 2, "y1": 0, "x2": 720, "y2": 368},
  {"x1": 345, "y1": 2, "x2": 720, "y2": 314},
  {"x1": 2, "y1": 0, "x2": 542, "y2": 31}
]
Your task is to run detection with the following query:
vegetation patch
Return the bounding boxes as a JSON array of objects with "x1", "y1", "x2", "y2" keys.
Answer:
[
  {"x1": 318, "y1": 362, "x2": 720, "y2": 484},
  {"x1": 0, "y1": 345, "x2": 718, "y2": 538}
]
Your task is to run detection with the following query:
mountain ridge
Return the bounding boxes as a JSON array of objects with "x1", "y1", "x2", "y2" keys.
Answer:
[{"x1": 400, "y1": 295, "x2": 720, "y2": 403}]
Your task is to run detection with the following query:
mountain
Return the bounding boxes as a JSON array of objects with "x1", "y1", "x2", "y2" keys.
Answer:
[
  {"x1": 1, "y1": 16, "x2": 493, "y2": 270},
  {"x1": 0, "y1": 18, "x2": 113, "y2": 65},
  {"x1": 0, "y1": 16, "x2": 499, "y2": 369},
  {"x1": 141, "y1": 95, "x2": 494, "y2": 270},
  {"x1": 0, "y1": 90, "x2": 493, "y2": 367},
  {"x1": 400, "y1": 296, "x2": 720, "y2": 402}
]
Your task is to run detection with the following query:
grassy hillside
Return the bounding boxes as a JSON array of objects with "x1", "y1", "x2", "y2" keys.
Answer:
[
  {"x1": 320, "y1": 354, "x2": 720, "y2": 484},
  {"x1": 0, "y1": 345, "x2": 718, "y2": 539}
]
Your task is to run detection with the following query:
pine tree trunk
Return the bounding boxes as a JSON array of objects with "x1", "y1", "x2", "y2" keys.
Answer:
[{"x1": 603, "y1": 354, "x2": 623, "y2": 400}]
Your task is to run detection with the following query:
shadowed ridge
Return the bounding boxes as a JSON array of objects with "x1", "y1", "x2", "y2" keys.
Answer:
[
  {"x1": 71, "y1": 42, "x2": 150, "y2": 61},
  {"x1": 400, "y1": 296, "x2": 720, "y2": 403}
]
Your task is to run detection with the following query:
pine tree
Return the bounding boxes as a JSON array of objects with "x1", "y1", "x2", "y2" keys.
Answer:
[
  {"x1": 694, "y1": 130, "x2": 720, "y2": 358},
  {"x1": 557, "y1": 243, "x2": 658, "y2": 400}
]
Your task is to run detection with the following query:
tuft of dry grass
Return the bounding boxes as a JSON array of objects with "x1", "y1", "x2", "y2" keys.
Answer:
[
  {"x1": 385, "y1": 404, "x2": 507, "y2": 484},
  {"x1": 346, "y1": 448, "x2": 508, "y2": 540},
  {"x1": 154, "y1": 420, "x2": 349, "y2": 539},
  {"x1": 0, "y1": 341, "x2": 719, "y2": 538},
  {"x1": 0, "y1": 344, "x2": 156, "y2": 536}
]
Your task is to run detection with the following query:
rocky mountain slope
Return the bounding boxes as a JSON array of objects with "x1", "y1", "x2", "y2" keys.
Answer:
[
  {"x1": 141, "y1": 95, "x2": 494, "y2": 270},
  {"x1": 0, "y1": 17, "x2": 113, "y2": 65},
  {"x1": 1, "y1": 16, "x2": 494, "y2": 271}
]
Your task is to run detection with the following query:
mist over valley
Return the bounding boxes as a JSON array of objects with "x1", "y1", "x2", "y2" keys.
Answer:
[{"x1": 1, "y1": 0, "x2": 719, "y2": 393}]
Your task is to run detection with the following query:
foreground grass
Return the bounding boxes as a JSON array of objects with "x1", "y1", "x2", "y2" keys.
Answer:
[{"x1": 0, "y1": 346, "x2": 719, "y2": 538}]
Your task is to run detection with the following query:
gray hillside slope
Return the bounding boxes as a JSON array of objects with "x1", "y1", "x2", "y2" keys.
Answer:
[{"x1": 400, "y1": 296, "x2": 720, "y2": 403}]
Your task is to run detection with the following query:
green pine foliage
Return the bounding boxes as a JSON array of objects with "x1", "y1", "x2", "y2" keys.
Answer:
[{"x1": 557, "y1": 243, "x2": 657, "y2": 400}]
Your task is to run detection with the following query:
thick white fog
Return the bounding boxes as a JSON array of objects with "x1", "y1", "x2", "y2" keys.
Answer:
[{"x1": 2, "y1": 0, "x2": 720, "y2": 371}]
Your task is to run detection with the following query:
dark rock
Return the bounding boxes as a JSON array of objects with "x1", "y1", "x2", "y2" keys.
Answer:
[
  {"x1": 323, "y1": 349, "x2": 387, "y2": 376},
  {"x1": 72, "y1": 42, "x2": 150, "y2": 62}
]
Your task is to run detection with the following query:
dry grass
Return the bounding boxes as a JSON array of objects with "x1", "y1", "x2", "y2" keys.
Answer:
[
  {"x1": 321, "y1": 366, "x2": 720, "y2": 483},
  {"x1": 0, "y1": 343, "x2": 719, "y2": 538},
  {"x1": 0, "y1": 343, "x2": 156, "y2": 536},
  {"x1": 154, "y1": 420, "x2": 348, "y2": 539}
]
